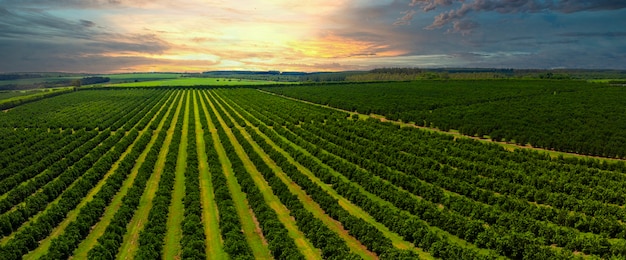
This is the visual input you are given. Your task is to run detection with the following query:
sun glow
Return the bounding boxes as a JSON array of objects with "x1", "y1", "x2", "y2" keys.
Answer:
[{"x1": 90, "y1": 0, "x2": 398, "y2": 72}]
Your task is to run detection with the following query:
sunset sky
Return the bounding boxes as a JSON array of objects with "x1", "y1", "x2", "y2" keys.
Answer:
[{"x1": 0, "y1": 0, "x2": 625, "y2": 73}]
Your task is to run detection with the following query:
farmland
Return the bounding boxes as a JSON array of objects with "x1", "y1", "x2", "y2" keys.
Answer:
[
  {"x1": 0, "y1": 73, "x2": 180, "y2": 90},
  {"x1": 0, "y1": 87, "x2": 75, "y2": 111},
  {"x1": 0, "y1": 82, "x2": 625, "y2": 259},
  {"x1": 107, "y1": 77, "x2": 290, "y2": 87},
  {"x1": 264, "y1": 80, "x2": 626, "y2": 158}
]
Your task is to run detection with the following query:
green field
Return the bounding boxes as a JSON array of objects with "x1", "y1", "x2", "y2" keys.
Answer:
[
  {"x1": 0, "y1": 90, "x2": 40, "y2": 101},
  {"x1": 0, "y1": 87, "x2": 73, "y2": 100},
  {"x1": 104, "y1": 73, "x2": 182, "y2": 81},
  {"x1": 0, "y1": 87, "x2": 75, "y2": 110},
  {"x1": 0, "y1": 73, "x2": 182, "y2": 90},
  {"x1": 108, "y1": 77, "x2": 291, "y2": 87},
  {"x1": 0, "y1": 76, "x2": 82, "y2": 88},
  {"x1": 0, "y1": 83, "x2": 625, "y2": 259}
]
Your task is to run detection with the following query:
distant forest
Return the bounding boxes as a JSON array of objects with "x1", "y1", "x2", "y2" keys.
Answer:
[
  {"x1": 0, "y1": 74, "x2": 109, "y2": 90},
  {"x1": 199, "y1": 68, "x2": 626, "y2": 82}
]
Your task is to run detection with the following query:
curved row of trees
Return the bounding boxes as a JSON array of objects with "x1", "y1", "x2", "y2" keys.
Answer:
[
  {"x1": 0, "y1": 129, "x2": 91, "y2": 198},
  {"x1": 324, "y1": 121, "x2": 626, "y2": 225},
  {"x1": 0, "y1": 90, "x2": 179, "y2": 260},
  {"x1": 0, "y1": 89, "x2": 171, "y2": 130},
  {"x1": 264, "y1": 80, "x2": 626, "y2": 157},
  {"x1": 219, "y1": 88, "x2": 626, "y2": 259},
  {"x1": 212, "y1": 89, "x2": 418, "y2": 258},
  {"x1": 208, "y1": 92, "x2": 360, "y2": 259},
  {"x1": 0, "y1": 129, "x2": 70, "y2": 174},
  {"x1": 219, "y1": 89, "x2": 500, "y2": 259},
  {"x1": 0, "y1": 88, "x2": 75, "y2": 111},
  {"x1": 214, "y1": 119, "x2": 306, "y2": 259},
  {"x1": 40, "y1": 129, "x2": 143, "y2": 259},
  {"x1": 0, "y1": 130, "x2": 115, "y2": 236},
  {"x1": 292, "y1": 121, "x2": 622, "y2": 255}
]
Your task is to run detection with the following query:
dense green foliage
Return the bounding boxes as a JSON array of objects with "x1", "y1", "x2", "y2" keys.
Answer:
[
  {"x1": 218, "y1": 88, "x2": 626, "y2": 259},
  {"x1": 0, "y1": 88, "x2": 74, "y2": 110},
  {"x1": 198, "y1": 94, "x2": 255, "y2": 259},
  {"x1": 212, "y1": 93, "x2": 419, "y2": 258},
  {"x1": 41, "y1": 129, "x2": 142, "y2": 259},
  {"x1": 180, "y1": 92, "x2": 207, "y2": 259},
  {"x1": 1, "y1": 87, "x2": 625, "y2": 259},
  {"x1": 264, "y1": 80, "x2": 626, "y2": 157},
  {"x1": 212, "y1": 109, "x2": 307, "y2": 259},
  {"x1": 135, "y1": 92, "x2": 185, "y2": 259},
  {"x1": 79, "y1": 77, "x2": 110, "y2": 86},
  {"x1": 87, "y1": 92, "x2": 177, "y2": 259},
  {"x1": 0, "y1": 89, "x2": 168, "y2": 129}
]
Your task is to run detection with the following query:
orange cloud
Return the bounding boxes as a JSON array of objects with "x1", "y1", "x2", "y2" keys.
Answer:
[
  {"x1": 70, "y1": 1, "x2": 413, "y2": 72},
  {"x1": 290, "y1": 33, "x2": 408, "y2": 59}
]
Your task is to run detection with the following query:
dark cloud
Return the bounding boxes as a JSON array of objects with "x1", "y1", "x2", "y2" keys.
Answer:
[
  {"x1": 557, "y1": 0, "x2": 626, "y2": 13},
  {"x1": 0, "y1": 7, "x2": 95, "y2": 39},
  {"x1": 0, "y1": 6, "x2": 170, "y2": 72},
  {"x1": 393, "y1": 10, "x2": 416, "y2": 25},
  {"x1": 0, "y1": 38, "x2": 187, "y2": 73},
  {"x1": 0, "y1": 7, "x2": 169, "y2": 49},
  {"x1": 470, "y1": 35, "x2": 578, "y2": 47},
  {"x1": 329, "y1": 1, "x2": 626, "y2": 69},
  {"x1": 1, "y1": 0, "x2": 625, "y2": 72},
  {"x1": 80, "y1": 19, "x2": 96, "y2": 27},
  {"x1": 411, "y1": 0, "x2": 455, "y2": 11},
  {"x1": 401, "y1": 0, "x2": 626, "y2": 32},
  {"x1": 0, "y1": 0, "x2": 123, "y2": 9},
  {"x1": 485, "y1": 49, "x2": 626, "y2": 69},
  {"x1": 559, "y1": 31, "x2": 626, "y2": 38},
  {"x1": 449, "y1": 20, "x2": 478, "y2": 35}
]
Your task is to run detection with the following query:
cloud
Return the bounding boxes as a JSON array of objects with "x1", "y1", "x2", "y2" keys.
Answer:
[
  {"x1": 559, "y1": 31, "x2": 626, "y2": 38},
  {"x1": 1, "y1": 0, "x2": 625, "y2": 72},
  {"x1": 0, "y1": 7, "x2": 97, "y2": 39},
  {"x1": 0, "y1": 7, "x2": 169, "y2": 48},
  {"x1": 557, "y1": 0, "x2": 626, "y2": 13},
  {"x1": 0, "y1": 0, "x2": 124, "y2": 9},
  {"x1": 449, "y1": 20, "x2": 478, "y2": 35},
  {"x1": 399, "y1": 0, "x2": 626, "y2": 33},
  {"x1": 393, "y1": 10, "x2": 416, "y2": 25},
  {"x1": 0, "y1": 36, "x2": 206, "y2": 73},
  {"x1": 410, "y1": 0, "x2": 455, "y2": 11},
  {"x1": 80, "y1": 19, "x2": 96, "y2": 27},
  {"x1": 0, "y1": 6, "x2": 170, "y2": 72}
]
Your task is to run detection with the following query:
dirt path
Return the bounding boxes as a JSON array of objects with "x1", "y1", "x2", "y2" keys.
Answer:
[
  {"x1": 24, "y1": 133, "x2": 140, "y2": 259},
  {"x1": 116, "y1": 91, "x2": 185, "y2": 260},
  {"x1": 199, "y1": 90, "x2": 273, "y2": 259},
  {"x1": 71, "y1": 91, "x2": 178, "y2": 259},
  {"x1": 194, "y1": 91, "x2": 227, "y2": 259},
  {"x1": 25, "y1": 91, "x2": 172, "y2": 257},
  {"x1": 163, "y1": 90, "x2": 190, "y2": 260},
  {"x1": 209, "y1": 91, "x2": 323, "y2": 260},
  {"x1": 214, "y1": 91, "x2": 435, "y2": 258}
]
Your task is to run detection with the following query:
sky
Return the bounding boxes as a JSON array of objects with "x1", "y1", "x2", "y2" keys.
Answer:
[{"x1": 0, "y1": 0, "x2": 625, "y2": 73}]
